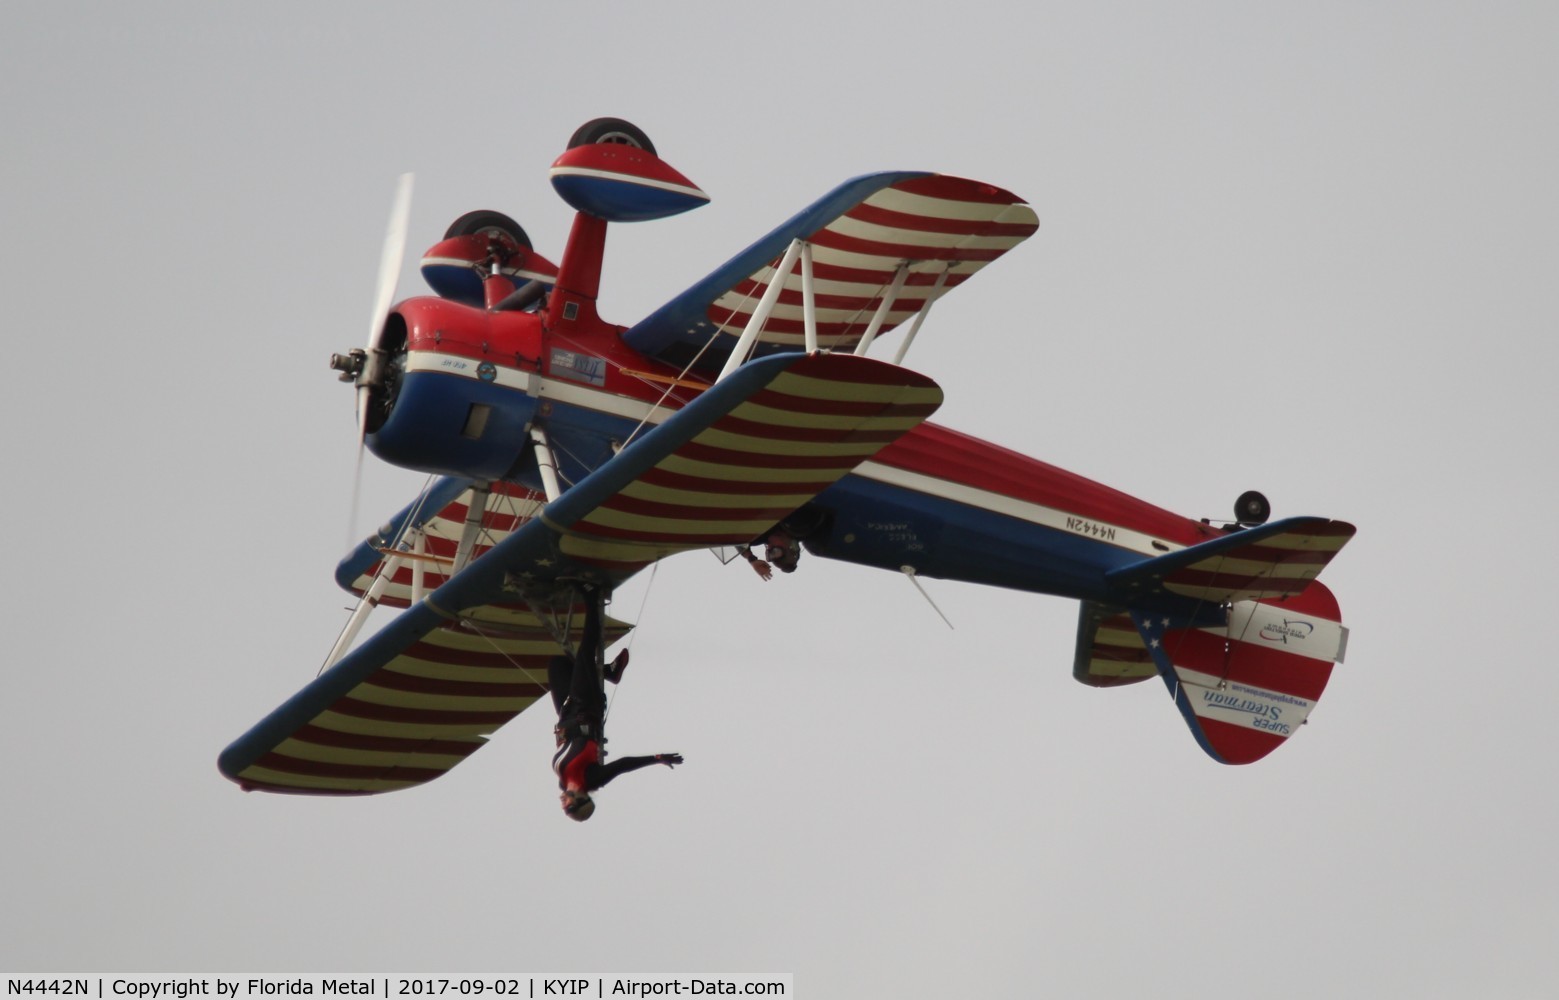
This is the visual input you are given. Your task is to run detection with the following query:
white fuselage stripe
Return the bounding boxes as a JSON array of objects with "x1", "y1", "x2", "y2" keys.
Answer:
[
  {"x1": 404, "y1": 350, "x2": 1168, "y2": 556},
  {"x1": 852, "y1": 461, "x2": 1180, "y2": 558},
  {"x1": 548, "y1": 166, "x2": 707, "y2": 200}
]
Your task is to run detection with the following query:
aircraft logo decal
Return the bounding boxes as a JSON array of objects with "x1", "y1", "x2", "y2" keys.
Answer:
[
  {"x1": 550, "y1": 348, "x2": 606, "y2": 386},
  {"x1": 1259, "y1": 619, "x2": 1315, "y2": 645}
]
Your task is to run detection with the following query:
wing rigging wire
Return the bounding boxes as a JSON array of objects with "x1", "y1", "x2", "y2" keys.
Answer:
[
  {"x1": 573, "y1": 276, "x2": 761, "y2": 451},
  {"x1": 604, "y1": 561, "x2": 659, "y2": 725},
  {"x1": 318, "y1": 474, "x2": 442, "y2": 677},
  {"x1": 541, "y1": 324, "x2": 718, "y2": 455},
  {"x1": 460, "y1": 618, "x2": 551, "y2": 693},
  {"x1": 620, "y1": 323, "x2": 727, "y2": 449},
  {"x1": 473, "y1": 487, "x2": 546, "y2": 562}
]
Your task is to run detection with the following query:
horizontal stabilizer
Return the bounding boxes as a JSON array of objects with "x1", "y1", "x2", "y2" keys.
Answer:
[
  {"x1": 1134, "y1": 580, "x2": 1348, "y2": 764},
  {"x1": 1106, "y1": 517, "x2": 1356, "y2": 605},
  {"x1": 1073, "y1": 602, "x2": 1155, "y2": 687}
]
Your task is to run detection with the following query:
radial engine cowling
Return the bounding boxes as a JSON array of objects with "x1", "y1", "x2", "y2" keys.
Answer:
[{"x1": 364, "y1": 296, "x2": 544, "y2": 481}]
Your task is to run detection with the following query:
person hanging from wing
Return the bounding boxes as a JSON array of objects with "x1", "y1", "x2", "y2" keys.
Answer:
[
  {"x1": 739, "y1": 527, "x2": 801, "y2": 581},
  {"x1": 550, "y1": 584, "x2": 682, "y2": 821}
]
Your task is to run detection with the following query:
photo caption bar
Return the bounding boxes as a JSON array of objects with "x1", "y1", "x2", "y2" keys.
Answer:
[{"x1": 2, "y1": 977, "x2": 792, "y2": 1000}]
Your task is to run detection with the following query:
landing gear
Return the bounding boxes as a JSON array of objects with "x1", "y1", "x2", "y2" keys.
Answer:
[
  {"x1": 1234, "y1": 490, "x2": 1271, "y2": 526},
  {"x1": 443, "y1": 209, "x2": 532, "y2": 247},
  {"x1": 567, "y1": 117, "x2": 656, "y2": 155}
]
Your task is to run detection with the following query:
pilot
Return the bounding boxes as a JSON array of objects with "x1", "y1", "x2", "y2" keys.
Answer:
[
  {"x1": 740, "y1": 529, "x2": 801, "y2": 581},
  {"x1": 550, "y1": 585, "x2": 682, "y2": 821}
]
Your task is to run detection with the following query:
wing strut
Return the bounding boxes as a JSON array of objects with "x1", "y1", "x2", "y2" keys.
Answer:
[
  {"x1": 409, "y1": 527, "x2": 427, "y2": 604},
  {"x1": 452, "y1": 482, "x2": 492, "y2": 574},
  {"x1": 800, "y1": 241, "x2": 819, "y2": 354},
  {"x1": 716, "y1": 238, "x2": 806, "y2": 382},
  {"x1": 853, "y1": 262, "x2": 910, "y2": 357},
  {"x1": 321, "y1": 551, "x2": 405, "y2": 672},
  {"x1": 529, "y1": 426, "x2": 564, "y2": 501},
  {"x1": 890, "y1": 266, "x2": 951, "y2": 366}
]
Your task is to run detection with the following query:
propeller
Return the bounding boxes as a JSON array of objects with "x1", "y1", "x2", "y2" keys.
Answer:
[
  {"x1": 356, "y1": 172, "x2": 415, "y2": 444},
  {"x1": 331, "y1": 173, "x2": 413, "y2": 547}
]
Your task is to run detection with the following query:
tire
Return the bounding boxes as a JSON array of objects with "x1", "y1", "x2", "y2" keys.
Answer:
[
  {"x1": 567, "y1": 117, "x2": 656, "y2": 156},
  {"x1": 443, "y1": 210, "x2": 531, "y2": 248},
  {"x1": 1234, "y1": 490, "x2": 1272, "y2": 526}
]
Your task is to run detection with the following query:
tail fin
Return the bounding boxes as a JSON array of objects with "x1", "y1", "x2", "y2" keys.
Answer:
[
  {"x1": 1075, "y1": 517, "x2": 1355, "y2": 763},
  {"x1": 1133, "y1": 580, "x2": 1348, "y2": 764}
]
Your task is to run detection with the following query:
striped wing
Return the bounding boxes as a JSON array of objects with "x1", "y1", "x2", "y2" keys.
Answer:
[
  {"x1": 623, "y1": 172, "x2": 1038, "y2": 369},
  {"x1": 334, "y1": 480, "x2": 555, "y2": 606},
  {"x1": 546, "y1": 353, "x2": 943, "y2": 574},
  {"x1": 219, "y1": 602, "x2": 623, "y2": 795},
  {"x1": 224, "y1": 480, "x2": 633, "y2": 795},
  {"x1": 1073, "y1": 603, "x2": 1156, "y2": 688},
  {"x1": 220, "y1": 352, "x2": 940, "y2": 796},
  {"x1": 1106, "y1": 518, "x2": 1357, "y2": 605}
]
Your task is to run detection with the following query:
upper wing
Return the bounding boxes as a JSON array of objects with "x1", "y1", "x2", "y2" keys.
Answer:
[
  {"x1": 622, "y1": 172, "x2": 1038, "y2": 371},
  {"x1": 219, "y1": 351, "x2": 942, "y2": 795}
]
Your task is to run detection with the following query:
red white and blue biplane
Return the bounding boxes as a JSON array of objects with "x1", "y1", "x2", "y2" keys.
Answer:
[{"x1": 218, "y1": 118, "x2": 1355, "y2": 796}]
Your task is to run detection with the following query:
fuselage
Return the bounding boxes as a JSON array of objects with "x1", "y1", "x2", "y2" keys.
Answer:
[{"x1": 367, "y1": 294, "x2": 1225, "y2": 604}]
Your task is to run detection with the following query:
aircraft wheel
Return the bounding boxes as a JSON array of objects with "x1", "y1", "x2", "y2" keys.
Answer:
[
  {"x1": 443, "y1": 210, "x2": 532, "y2": 248},
  {"x1": 568, "y1": 117, "x2": 657, "y2": 156},
  {"x1": 1234, "y1": 490, "x2": 1271, "y2": 526}
]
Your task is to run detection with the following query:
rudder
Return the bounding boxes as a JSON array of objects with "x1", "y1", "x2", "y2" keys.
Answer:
[{"x1": 1132, "y1": 580, "x2": 1348, "y2": 764}]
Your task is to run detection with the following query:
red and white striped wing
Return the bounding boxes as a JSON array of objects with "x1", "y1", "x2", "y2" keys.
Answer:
[
  {"x1": 232, "y1": 485, "x2": 634, "y2": 796},
  {"x1": 556, "y1": 353, "x2": 943, "y2": 573},
  {"x1": 342, "y1": 482, "x2": 547, "y2": 608},
  {"x1": 227, "y1": 614, "x2": 559, "y2": 795},
  {"x1": 708, "y1": 176, "x2": 1037, "y2": 350},
  {"x1": 1159, "y1": 521, "x2": 1357, "y2": 603},
  {"x1": 226, "y1": 602, "x2": 631, "y2": 795},
  {"x1": 1074, "y1": 603, "x2": 1158, "y2": 688},
  {"x1": 222, "y1": 354, "x2": 939, "y2": 795}
]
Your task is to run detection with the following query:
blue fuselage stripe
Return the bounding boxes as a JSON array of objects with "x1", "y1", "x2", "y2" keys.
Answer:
[{"x1": 361, "y1": 366, "x2": 1156, "y2": 602}]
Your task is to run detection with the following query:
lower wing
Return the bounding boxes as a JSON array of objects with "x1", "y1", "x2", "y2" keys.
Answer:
[{"x1": 219, "y1": 351, "x2": 941, "y2": 794}]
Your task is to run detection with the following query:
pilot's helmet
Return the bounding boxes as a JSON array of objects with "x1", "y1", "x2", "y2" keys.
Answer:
[
  {"x1": 563, "y1": 791, "x2": 596, "y2": 822},
  {"x1": 766, "y1": 533, "x2": 800, "y2": 572}
]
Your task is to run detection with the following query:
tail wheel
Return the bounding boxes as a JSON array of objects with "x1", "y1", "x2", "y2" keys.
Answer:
[
  {"x1": 568, "y1": 117, "x2": 657, "y2": 156},
  {"x1": 1234, "y1": 490, "x2": 1272, "y2": 526},
  {"x1": 443, "y1": 210, "x2": 532, "y2": 248}
]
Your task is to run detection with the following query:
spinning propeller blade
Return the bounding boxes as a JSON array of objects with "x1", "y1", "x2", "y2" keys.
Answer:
[
  {"x1": 347, "y1": 174, "x2": 413, "y2": 546},
  {"x1": 356, "y1": 172, "x2": 415, "y2": 441}
]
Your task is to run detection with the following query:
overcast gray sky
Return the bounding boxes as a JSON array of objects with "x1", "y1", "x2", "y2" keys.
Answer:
[{"x1": 5, "y1": 2, "x2": 1557, "y2": 995}]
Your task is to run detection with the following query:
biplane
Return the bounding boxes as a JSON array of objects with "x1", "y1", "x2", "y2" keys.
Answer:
[{"x1": 218, "y1": 118, "x2": 1355, "y2": 798}]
